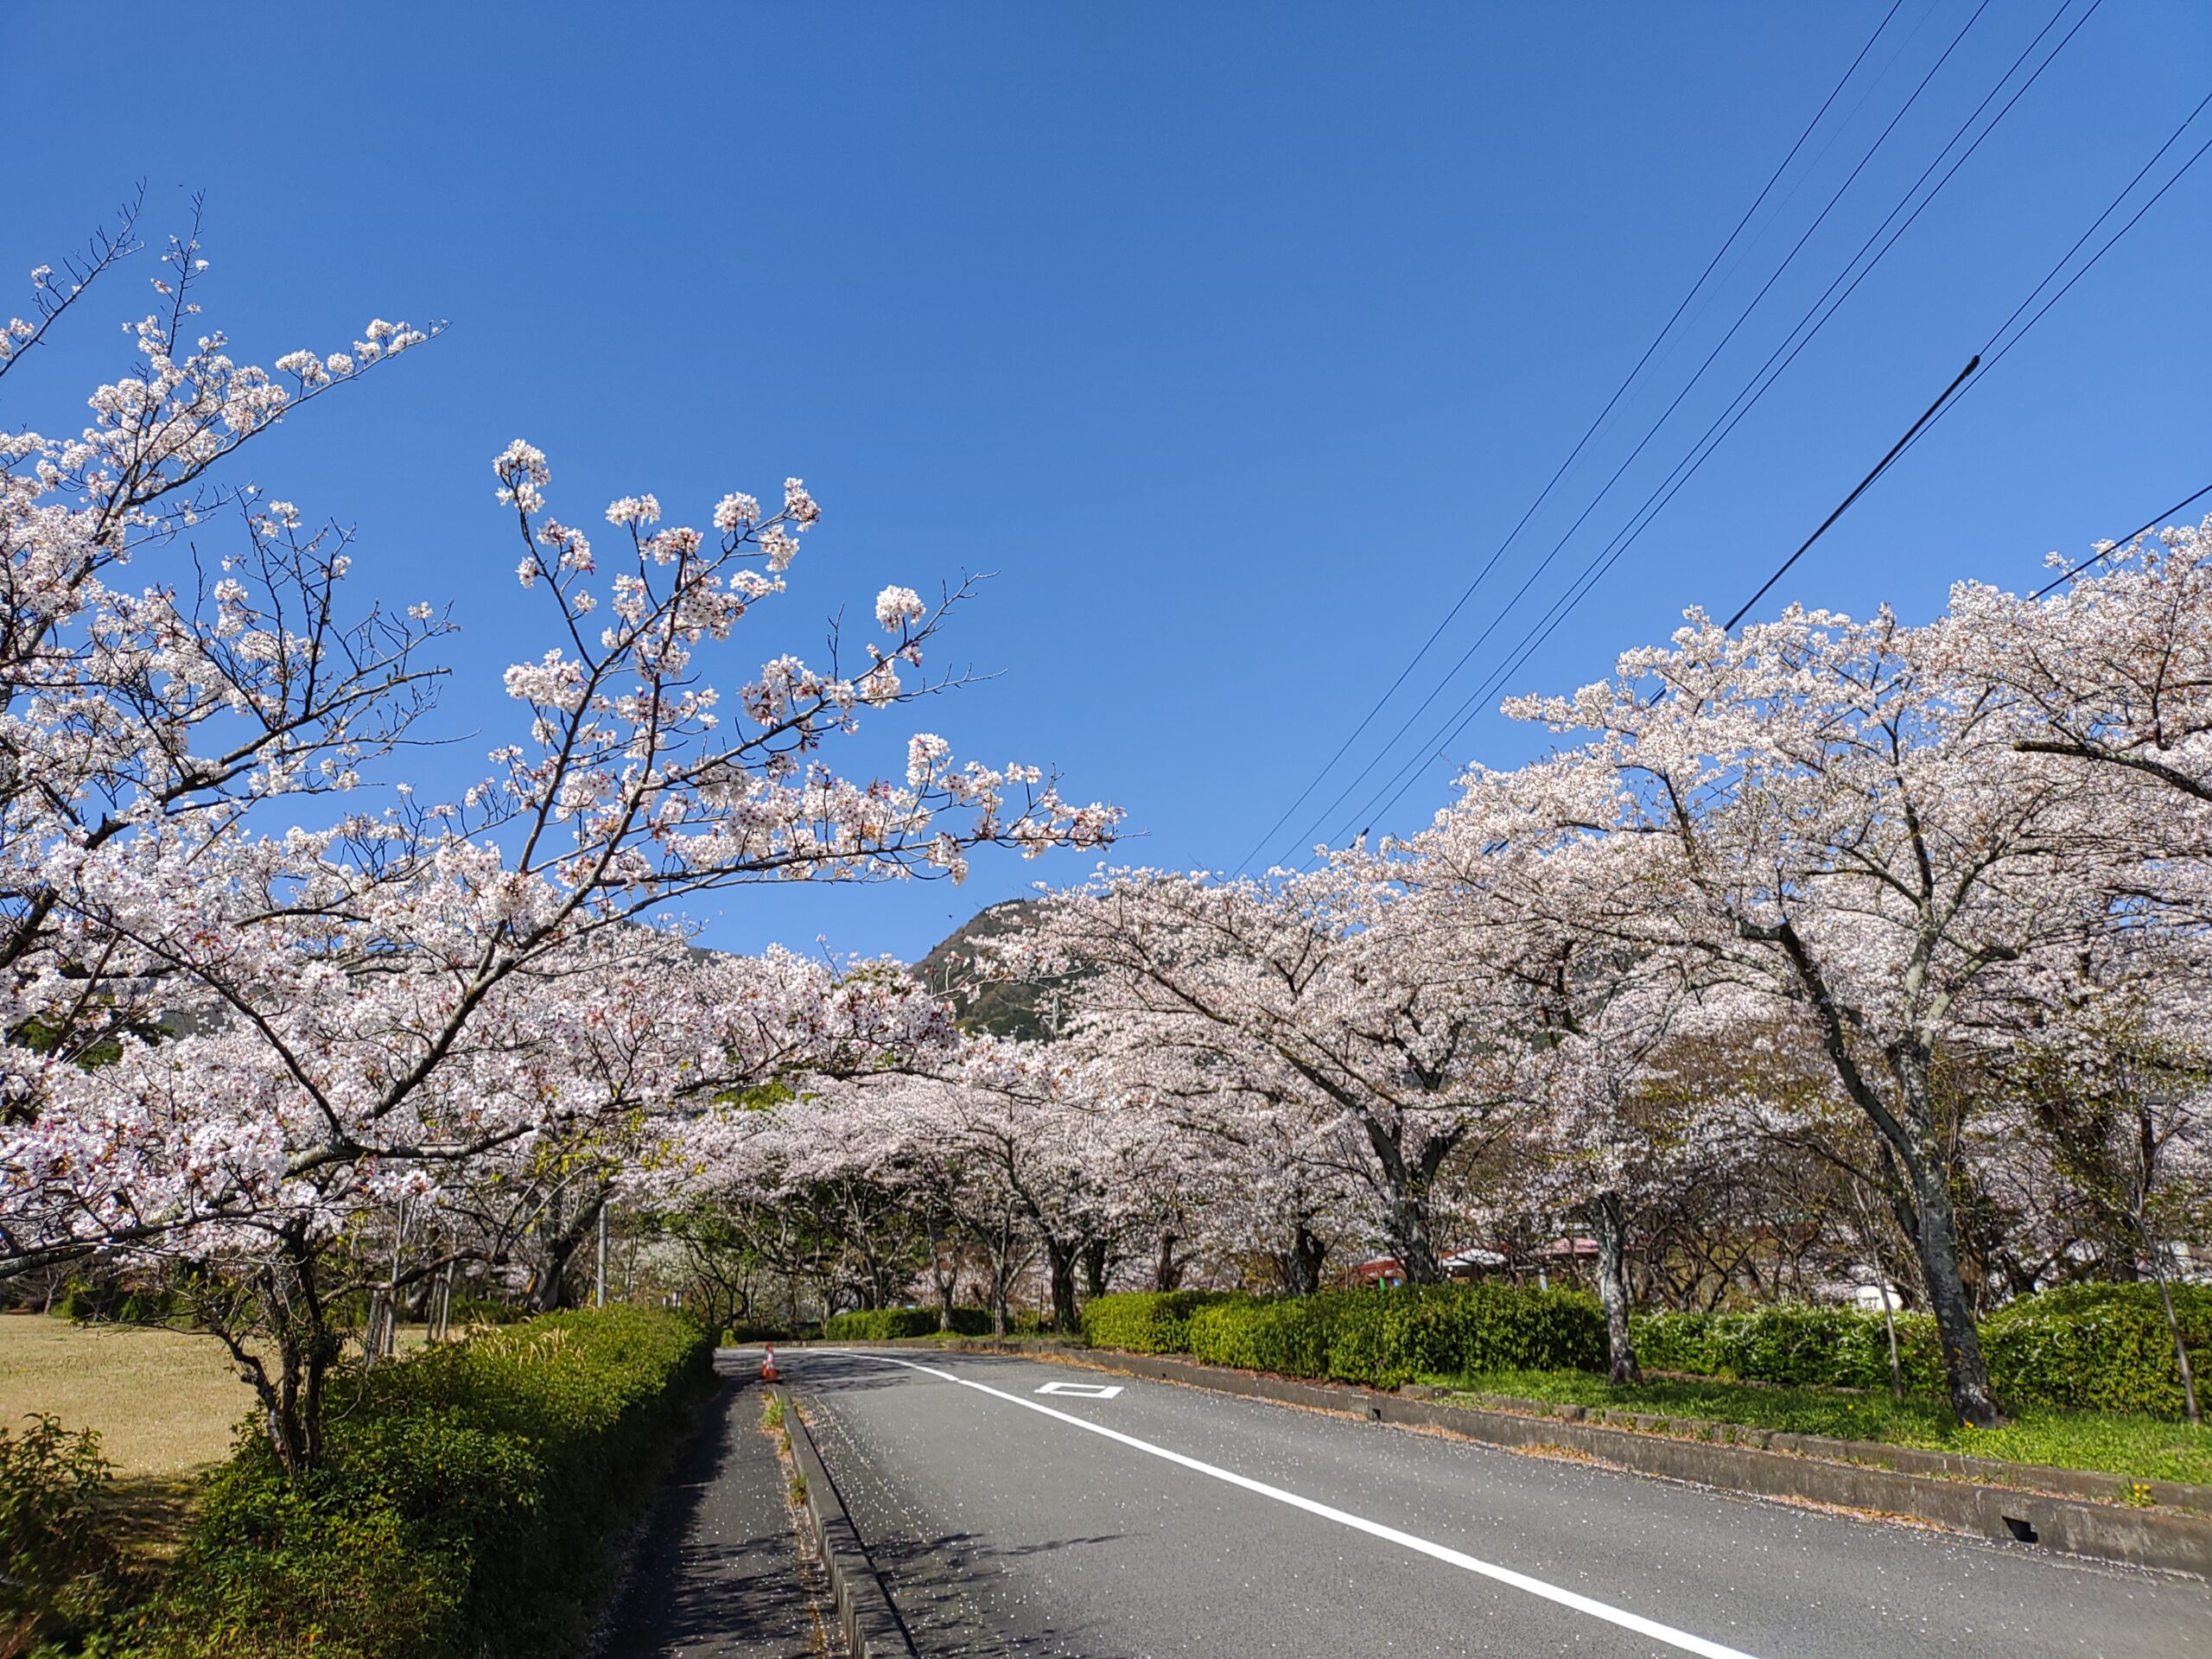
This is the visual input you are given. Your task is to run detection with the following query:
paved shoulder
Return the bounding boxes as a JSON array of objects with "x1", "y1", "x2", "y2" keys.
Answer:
[{"x1": 602, "y1": 1363, "x2": 834, "y2": 1659}]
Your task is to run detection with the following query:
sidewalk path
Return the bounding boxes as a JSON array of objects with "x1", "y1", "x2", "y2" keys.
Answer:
[{"x1": 603, "y1": 1361, "x2": 836, "y2": 1659}]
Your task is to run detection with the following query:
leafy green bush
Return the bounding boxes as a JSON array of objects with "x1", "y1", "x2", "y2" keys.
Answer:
[
  {"x1": 1983, "y1": 1286, "x2": 2209, "y2": 1417},
  {"x1": 1188, "y1": 1295, "x2": 1329, "y2": 1373},
  {"x1": 1, "y1": 1414, "x2": 132, "y2": 1655},
  {"x1": 822, "y1": 1306, "x2": 937, "y2": 1340},
  {"x1": 55, "y1": 1280, "x2": 181, "y2": 1325},
  {"x1": 1632, "y1": 1290, "x2": 2208, "y2": 1417},
  {"x1": 1182, "y1": 1286, "x2": 1604, "y2": 1389},
  {"x1": 133, "y1": 1306, "x2": 715, "y2": 1659},
  {"x1": 1080, "y1": 1291, "x2": 1243, "y2": 1354},
  {"x1": 821, "y1": 1306, "x2": 995, "y2": 1340},
  {"x1": 723, "y1": 1319, "x2": 804, "y2": 1344},
  {"x1": 1631, "y1": 1305, "x2": 1945, "y2": 1393}
]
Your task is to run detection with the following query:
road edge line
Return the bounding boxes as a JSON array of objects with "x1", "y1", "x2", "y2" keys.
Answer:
[
  {"x1": 822, "y1": 1347, "x2": 1764, "y2": 1659},
  {"x1": 866, "y1": 1339, "x2": 2212, "y2": 1580},
  {"x1": 772, "y1": 1382, "x2": 919, "y2": 1658}
]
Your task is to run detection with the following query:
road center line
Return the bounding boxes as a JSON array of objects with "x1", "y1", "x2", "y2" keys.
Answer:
[{"x1": 817, "y1": 1349, "x2": 1763, "y2": 1659}]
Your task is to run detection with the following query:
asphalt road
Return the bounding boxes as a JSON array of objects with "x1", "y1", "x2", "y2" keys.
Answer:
[{"x1": 773, "y1": 1346, "x2": 2207, "y2": 1659}]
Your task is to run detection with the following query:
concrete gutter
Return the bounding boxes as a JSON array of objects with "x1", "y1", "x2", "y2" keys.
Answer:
[
  {"x1": 898, "y1": 1338, "x2": 2212, "y2": 1579},
  {"x1": 772, "y1": 1383, "x2": 918, "y2": 1657}
]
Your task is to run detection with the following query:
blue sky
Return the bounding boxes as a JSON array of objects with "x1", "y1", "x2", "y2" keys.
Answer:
[{"x1": 13, "y1": 3, "x2": 2210, "y2": 962}]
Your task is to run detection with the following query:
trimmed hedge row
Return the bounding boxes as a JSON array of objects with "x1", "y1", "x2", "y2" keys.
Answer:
[
  {"x1": 1086, "y1": 1285, "x2": 1605, "y2": 1390},
  {"x1": 1982, "y1": 1283, "x2": 2212, "y2": 1417},
  {"x1": 1630, "y1": 1305, "x2": 1947, "y2": 1393},
  {"x1": 1078, "y1": 1289, "x2": 1241, "y2": 1354},
  {"x1": 821, "y1": 1306, "x2": 995, "y2": 1341},
  {"x1": 1636, "y1": 1285, "x2": 2212, "y2": 1417},
  {"x1": 1089, "y1": 1283, "x2": 2209, "y2": 1417},
  {"x1": 134, "y1": 1305, "x2": 716, "y2": 1659}
]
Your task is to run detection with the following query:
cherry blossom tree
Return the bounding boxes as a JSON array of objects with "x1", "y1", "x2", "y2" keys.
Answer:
[
  {"x1": 1497, "y1": 604, "x2": 2122, "y2": 1425},
  {"x1": 1943, "y1": 519, "x2": 2212, "y2": 809},
  {"x1": 0, "y1": 205, "x2": 1114, "y2": 1470},
  {"x1": 1011, "y1": 866, "x2": 1530, "y2": 1284}
]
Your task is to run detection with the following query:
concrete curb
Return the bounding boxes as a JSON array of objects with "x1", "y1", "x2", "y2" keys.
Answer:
[
  {"x1": 899, "y1": 1339, "x2": 2211, "y2": 1578},
  {"x1": 772, "y1": 1383, "x2": 918, "y2": 1657}
]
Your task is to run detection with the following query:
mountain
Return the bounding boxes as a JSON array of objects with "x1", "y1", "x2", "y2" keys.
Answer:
[{"x1": 911, "y1": 899, "x2": 1084, "y2": 1041}]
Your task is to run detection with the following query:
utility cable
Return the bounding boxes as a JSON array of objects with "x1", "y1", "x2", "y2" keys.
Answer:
[
  {"x1": 1290, "y1": 0, "x2": 2093, "y2": 863},
  {"x1": 1257, "y1": 0, "x2": 2013, "y2": 870},
  {"x1": 1227, "y1": 0, "x2": 1911, "y2": 875},
  {"x1": 2029, "y1": 482, "x2": 2212, "y2": 599}
]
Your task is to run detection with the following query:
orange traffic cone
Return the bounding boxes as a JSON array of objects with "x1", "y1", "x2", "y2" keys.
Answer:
[{"x1": 760, "y1": 1343, "x2": 781, "y2": 1382}]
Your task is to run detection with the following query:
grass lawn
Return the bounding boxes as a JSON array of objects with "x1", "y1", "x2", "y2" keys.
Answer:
[
  {"x1": 0, "y1": 1312, "x2": 250, "y2": 1477},
  {"x1": 3, "y1": 1313, "x2": 431, "y2": 1464},
  {"x1": 1429, "y1": 1366, "x2": 2212, "y2": 1488}
]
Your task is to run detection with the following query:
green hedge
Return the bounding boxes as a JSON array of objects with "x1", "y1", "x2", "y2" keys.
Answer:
[
  {"x1": 1177, "y1": 1285, "x2": 1604, "y2": 1389},
  {"x1": 1631, "y1": 1306, "x2": 1947, "y2": 1394},
  {"x1": 821, "y1": 1306, "x2": 995, "y2": 1341},
  {"x1": 133, "y1": 1306, "x2": 715, "y2": 1659},
  {"x1": 1981, "y1": 1284, "x2": 2212, "y2": 1417},
  {"x1": 1079, "y1": 1291, "x2": 1243, "y2": 1354},
  {"x1": 1633, "y1": 1287, "x2": 2210, "y2": 1418}
]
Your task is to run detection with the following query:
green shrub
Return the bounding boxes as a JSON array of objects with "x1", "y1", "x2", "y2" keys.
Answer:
[
  {"x1": 723, "y1": 1320, "x2": 803, "y2": 1344},
  {"x1": 1625, "y1": 1310, "x2": 1709, "y2": 1374},
  {"x1": 1983, "y1": 1287, "x2": 2210, "y2": 1417},
  {"x1": 1188, "y1": 1295, "x2": 1329, "y2": 1373},
  {"x1": 1080, "y1": 1291, "x2": 1242, "y2": 1353},
  {"x1": 822, "y1": 1306, "x2": 938, "y2": 1341},
  {"x1": 1632, "y1": 1290, "x2": 2209, "y2": 1416},
  {"x1": 1, "y1": 1414, "x2": 132, "y2": 1654},
  {"x1": 134, "y1": 1306, "x2": 715, "y2": 1659},
  {"x1": 820, "y1": 1306, "x2": 995, "y2": 1341},
  {"x1": 56, "y1": 1280, "x2": 181, "y2": 1325},
  {"x1": 1631, "y1": 1305, "x2": 1945, "y2": 1394},
  {"x1": 1182, "y1": 1286, "x2": 1604, "y2": 1389}
]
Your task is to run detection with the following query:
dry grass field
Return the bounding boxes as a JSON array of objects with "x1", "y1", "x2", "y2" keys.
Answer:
[
  {"x1": 2, "y1": 1314, "x2": 442, "y2": 1562},
  {"x1": 0, "y1": 1313, "x2": 251, "y2": 1476}
]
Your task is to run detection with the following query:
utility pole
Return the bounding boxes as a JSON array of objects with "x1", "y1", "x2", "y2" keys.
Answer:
[{"x1": 594, "y1": 1199, "x2": 608, "y2": 1308}]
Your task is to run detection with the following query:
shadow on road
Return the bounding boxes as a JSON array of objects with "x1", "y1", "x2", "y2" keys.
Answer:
[{"x1": 600, "y1": 1366, "x2": 823, "y2": 1659}]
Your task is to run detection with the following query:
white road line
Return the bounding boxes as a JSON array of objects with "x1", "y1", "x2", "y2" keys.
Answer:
[{"x1": 819, "y1": 1348, "x2": 1763, "y2": 1659}]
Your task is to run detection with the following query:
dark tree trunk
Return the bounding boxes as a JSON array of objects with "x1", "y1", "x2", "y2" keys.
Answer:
[
  {"x1": 1904, "y1": 1147, "x2": 2001, "y2": 1427},
  {"x1": 1152, "y1": 1232, "x2": 1183, "y2": 1294},
  {"x1": 1354, "y1": 1116, "x2": 1452, "y2": 1285},
  {"x1": 1084, "y1": 1236, "x2": 1112, "y2": 1300},
  {"x1": 927, "y1": 1217, "x2": 959, "y2": 1332},
  {"x1": 1287, "y1": 1224, "x2": 1327, "y2": 1296},
  {"x1": 526, "y1": 1187, "x2": 606, "y2": 1313},
  {"x1": 1044, "y1": 1236, "x2": 1079, "y2": 1333},
  {"x1": 1769, "y1": 919, "x2": 2004, "y2": 1428},
  {"x1": 1587, "y1": 1190, "x2": 1640, "y2": 1385},
  {"x1": 1392, "y1": 1204, "x2": 1444, "y2": 1285}
]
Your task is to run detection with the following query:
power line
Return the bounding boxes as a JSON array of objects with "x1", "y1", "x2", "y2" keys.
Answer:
[
  {"x1": 1321, "y1": 2, "x2": 2130, "y2": 853},
  {"x1": 1881, "y1": 86, "x2": 2212, "y2": 473},
  {"x1": 1257, "y1": 0, "x2": 2014, "y2": 871},
  {"x1": 1226, "y1": 0, "x2": 1913, "y2": 876},
  {"x1": 1714, "y1": 67, "x2": 2210, "y2": 626},
  {"x1": 2029, "y1": 483, "x2": 2212, "y2": 600},
  {"x1": 1296, "y1": 0, "x2": 2095, "y2": 862},
  {"x1": 1723, "y1": 354, "x2": 1978, "y2": 631},
  {"x1": 1335, "y1": 359, "x2": 1986, "y2": 840}
]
